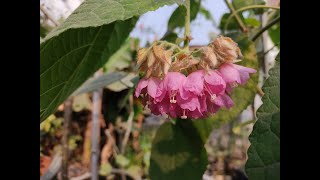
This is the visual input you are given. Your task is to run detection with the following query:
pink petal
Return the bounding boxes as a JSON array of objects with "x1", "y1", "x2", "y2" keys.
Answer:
[
  {"x1": 164, "y1": 72, "x2": 186, "y2": 91},
  {"x1": 155, "y1": 81, "x2": 166, "y2": 102},
  {"x1": 147, "y1": 77, "x2": 161, "y2": 98},
  {"x1": 204, "y1": 70, "x2": 226, "y2": 94},
  {"x1": 183, "y1": 70, "x2": 205, "y2": 95},
  {"x1": 177, "y1": 94, "x2": 200, "y2": 111},
  {"x1": 189, "y1": 108, "x2": 205, "y2": 119},
  {"x1": 135, "y1": 79, "x2": 148, "y2": 97},
  {"x1": 218, "y1": 63, "x2": 241, "y2": 84},
  {"x1": 220, "y1": 94, "x2": 234, "y2": 109},
  {"x1": 231, "y1": 64, "x2": 256, "y2": 85}
]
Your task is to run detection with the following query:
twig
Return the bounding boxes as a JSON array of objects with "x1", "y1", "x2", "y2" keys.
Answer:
[
  {"x1": 62, "y1": 98, "x2": 73, "y2": 180},
  {"x1": 121, "y1": 95, "x2": 134, "y2": 154},
  {"x1": 251, "y1": 16, "x2": 280, "y2": 41},
  {"x1": 224, "y1": 5, "x2": 280, "y2": 32},
  {"x1": 40, "y1": 4, "x2": 60, "y2": 27},
  {"x1": 224, "y1": 0, "x2": 247, "y2": 33},
  {"x1": 41, "y1": 153, "x2": 62, "y2": 180},
  {"x1": 183, "y1": 0, "x2": 191, "y2": 50},
  {"x1": 91, "y1": 69, "x2": 104, "y2": 180}
]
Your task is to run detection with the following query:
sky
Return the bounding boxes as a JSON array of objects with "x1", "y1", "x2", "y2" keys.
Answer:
[
  {"x1": 130, "y1": 0, "x2": 229, "y2": 47},
  {"x1": 41, "y1": 0, "x2": 229, "y2": 47}
]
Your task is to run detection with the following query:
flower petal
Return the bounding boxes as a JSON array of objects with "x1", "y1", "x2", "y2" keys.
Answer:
[
  {"x1": 204, "y1": 70, "x2": 226, "y2": 94},
  {"x1": 231, "y1": 64, "x2": 256, "y2": 85},
  {"x1": 177, "y1": 94, "x2": 200, "y2": 111},
  {"x1": 147, "y1": 77, "x2": 161, "y2": 98},
  {"x1": 135, "y1": 79, "x2": 148, "y2": 97},
  {"x1": 164, "y1": 72, "x2": 186, "y2": 91},
  {"x1": 183, "y1": 70, "x2": 205, "y2": 95},
  {"x1": 218, "y1": 63, "x2": 241, "y2": 84}
]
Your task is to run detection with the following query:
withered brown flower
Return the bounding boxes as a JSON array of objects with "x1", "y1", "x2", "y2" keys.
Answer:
[{"x1": 137, "y1": 44, "x2": 173, "y2": 78}]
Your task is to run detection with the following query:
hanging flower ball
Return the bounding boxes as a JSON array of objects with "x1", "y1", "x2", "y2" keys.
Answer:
[{"x1": 135, "y1": 36, "x2": 256, "y2": 120}]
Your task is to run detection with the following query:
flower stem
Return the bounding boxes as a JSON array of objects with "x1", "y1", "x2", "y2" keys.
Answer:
[
  {"x1": 224, "y1": 0, "x2": 247, "y2": 33},
  {"x1": 224, "y1": 5, "x2": 280, "y2": 32},
  {"x1": 183, "y1": 0, "x2": 190, "y2": 50},
  {"x1": 251, "y1": 16, "x2": 280, "y2": 41}
]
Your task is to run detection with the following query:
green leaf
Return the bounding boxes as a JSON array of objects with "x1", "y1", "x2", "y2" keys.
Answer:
[
  {"x1": 268, "y1": 22, "x2": 280, "y2": 46},
  {"x1": 194, "y1": 36, "x2": 259, "y2": 142},
  {"x1": 116, "y1": 155, "x2": 130, "y2": 167},
  {"x1": 40, "y1": 24, "x2": 49, "y2": 38},
  {"x1": 126, "y1": 165, "x2": 141, "y2": 179},
  {"x1": 72, "y1": 72, "x2": 126, "y2": 96},
  {"x1": 168, "y1": 0, "x2": 201, "y2": 31},
  {"x1": 245, "y1": 53, "x2": 280, "y2": 180},
  {"x1": 99, "y1": 162, "x2": 112, "y2": 176},
  {"x1": 161, "y1": 32, "x2": 179, "y2": 43},
  {"x1": 245, "y1": 18, "x2": 261, "y2": 27},
  {"x1": 150, "y1": 119, "x2": 208, "y2": 180},
  {"x1": 219, "y1": 13, "x2": 239, "y2": 31},
  {"x1": 104, "y1": 38, "x2": 139, "y2": 72},
  {"x1": 40, "y1": 0, "x2": 181, "y2": 122},
  {"x1": 232, "y1": 0, "x2": 266, "y2": 14}
]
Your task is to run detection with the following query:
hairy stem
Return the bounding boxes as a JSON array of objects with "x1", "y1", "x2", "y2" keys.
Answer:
[
  {"x1": 224, "y1": 0, "x2": 247, "y2": 33},
  {"x1": 224, "y1": 5, "x2": 280, "y2": 32},
  {"x1": 183, "y1": 0, "x2": 190, "y2": 50}
]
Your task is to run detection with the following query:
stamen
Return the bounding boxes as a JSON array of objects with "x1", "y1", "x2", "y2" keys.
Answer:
[
  {"x1": 170, "y1": 90, "x2": 177, "y2": 103},
  {"x1": 204, "y1": 84, "x2": 216, "y2": 102},
  {"x1": 181, "y1": 109, "x2": 187, "y2": 119},
  {"x1": 210, "y1": 94, "x2": 217, "y2": 101}
]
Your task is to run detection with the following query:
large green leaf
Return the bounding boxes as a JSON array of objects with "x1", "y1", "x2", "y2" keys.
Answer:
[
  {"x1": 245, "y1": 53, "x2": 280, "y2": 180},
  {"x1": 40, "y1": 0, "x2": 181, "y2": 122},
  {"x1": 167, "y1": 0, "x2": 201, "y2": 31},
  {"x1": 71, "y1": 72, "x2": 127, "y2": 96},
  {"x1": 150, "y1": 119, "x2": 208, "y2": 180},
  {"x1": 194, "y1": 36, "x2": 259, "y2": 142},
  {"x1": 104, "y1": 38, "x2": 139, "y2": 72}
]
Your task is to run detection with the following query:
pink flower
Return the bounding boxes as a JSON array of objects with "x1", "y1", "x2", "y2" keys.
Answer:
[
  {"x1": 218, "y1": 63, "x2": 256, "y2": 93},
  {"x1": 135, "y1": 63, "x2": 255, "y2": 120},
  {"x1": 135, "y1": 77, "x2": 161, "y2": 99},
  {"x1": 179, "y1": 69, "x2": 230, "y2": 119}
]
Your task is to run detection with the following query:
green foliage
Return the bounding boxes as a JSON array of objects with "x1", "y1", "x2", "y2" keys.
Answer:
[
  {"x1": 246, "y1": 53, "x2": 280, "y2": 180},
  {"x1": 245, "y1": 18, "x2": 261, "y2": 27},
  {"x1": 72, "y1": 72, "x2": 127, "y2": 96},
  {"x1": 40, "y1": 0, "x2": 181, "y2": 122},
  {"x1": 116, "y1": 155, "x2": 130, "y2": 167},
  {"x1": 219, "y1": 13, "x2": 240, "y2": 31},
  {"x1": 104, "y1": 38, "x2": 139, "y2": 72},
  {"x1": 150, "y1": 119, "x2": 208, "y2": 180},
  {"x1": 194, "y1": 36, "x2": 259, "y2": 142},
  {"x1": 168, "y1": 0, "x2": 201, "y2": 31},
  {"x1": 232, "y1": 0, "x2": 266, "y2": 14},
  {"x1": 99, "y1": 163, "x2": 112, "y2": 176}
]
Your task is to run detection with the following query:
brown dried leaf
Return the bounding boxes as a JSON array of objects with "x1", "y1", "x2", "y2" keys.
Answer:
[{"x1": 212, "y1": 36, "x2": 242, "y2": 63}]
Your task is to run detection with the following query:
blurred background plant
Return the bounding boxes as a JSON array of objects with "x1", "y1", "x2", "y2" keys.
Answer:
[{"x1": 40, "y1": 0, "x2": 279, "y2": 179}]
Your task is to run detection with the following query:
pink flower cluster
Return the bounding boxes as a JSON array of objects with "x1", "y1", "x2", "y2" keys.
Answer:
[{"x1": 135, "y1": 63, "x2": 256, "y2": 119}]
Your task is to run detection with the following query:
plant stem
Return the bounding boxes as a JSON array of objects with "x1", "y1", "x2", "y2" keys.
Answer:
[
  {"x1": 62, "y1": 98, "x2": 72, "y2": 180},
  {"x1": 224, "y1": 0, "x2": 247, "y2": 33},
  {"x1": 224, "y1": 5, "x2": 280, "y2": 32},
  {"x1": 183, "y1": 0, "x2": 190, "y2": 50},
  {"x1": 251, "y1": 16, "x2": 280, "y2": 41},
  {"x1": 91, "y1": 69, "x2": 104, "y2": 180},
  {"x1": 121, "y1": 95, "x2": 134, "y2": 154}
]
